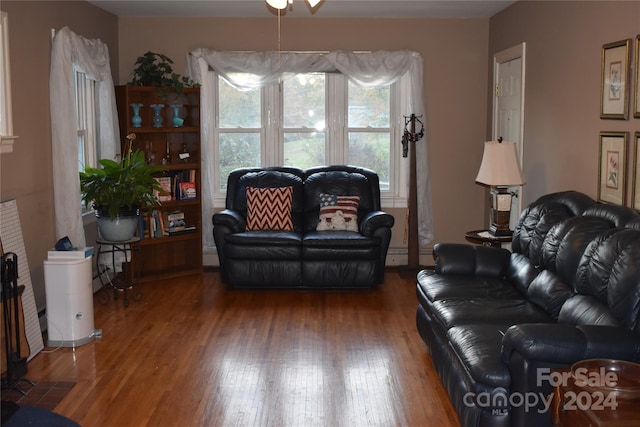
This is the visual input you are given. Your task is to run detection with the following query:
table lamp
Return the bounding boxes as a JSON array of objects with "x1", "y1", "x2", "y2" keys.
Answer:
[{"x1": 475, "y1": 138, "x2": 525, "y2": 236}]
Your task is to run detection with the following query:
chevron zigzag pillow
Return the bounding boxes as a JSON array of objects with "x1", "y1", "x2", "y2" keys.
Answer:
[{"x1": 245, "y1": 186, "x2": 294, "y2": 231}]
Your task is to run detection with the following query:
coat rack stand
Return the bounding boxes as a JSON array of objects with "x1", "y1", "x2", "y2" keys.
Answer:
[
  {"x1": 401, "y1": 114, "x2": 424, "y2": 270},
  {"x1": 1, "y1": 252, "x2": 33, "y2": 394}
]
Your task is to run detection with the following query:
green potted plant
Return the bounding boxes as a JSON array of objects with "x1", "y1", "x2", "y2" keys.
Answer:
[
  {"x1": 128, "y1": 51, "x2": 199, "y2": 99},
  {"x1": 80, "y1": 133, "x2": 166, "y2": 241}
]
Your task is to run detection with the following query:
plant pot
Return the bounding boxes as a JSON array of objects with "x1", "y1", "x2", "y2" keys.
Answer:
[{"x1": 95, "y1": 206, "x2": 140, "y2": 242}]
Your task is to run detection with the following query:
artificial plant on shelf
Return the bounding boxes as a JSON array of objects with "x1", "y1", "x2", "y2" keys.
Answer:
[
  {"x1": 80, "y1": 133, "x2": 166, "y2": 240},
  {"x1": 128, "y1": 51, "x2": 199, "y2": 98}
]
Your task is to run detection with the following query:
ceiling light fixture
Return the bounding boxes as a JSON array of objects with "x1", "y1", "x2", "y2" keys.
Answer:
[{"x1": 266, "y1": 0, "x2": 321, "y2": 10}]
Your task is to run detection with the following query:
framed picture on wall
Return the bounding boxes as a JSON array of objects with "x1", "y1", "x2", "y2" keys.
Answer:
[
  {"x1": 600, "y1": 39, "x2": 631, "y2": 120},
  {"x1": 598, "y1": 132, "x2": 628, "y2": 205},
  {"x1": 634, "y1": 35, "x2": 640, "y2": 119},
  {"x1": 632, "y1": 132, "x2": 640, "y2": 211}
]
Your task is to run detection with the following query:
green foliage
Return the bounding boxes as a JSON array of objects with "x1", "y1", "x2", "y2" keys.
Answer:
[
  {"x1": 128, "y1": 51, "x2": 199, "y2": 98},
  {"x1": 80, "y1": 135, "x2": 166, "y2": 219}
]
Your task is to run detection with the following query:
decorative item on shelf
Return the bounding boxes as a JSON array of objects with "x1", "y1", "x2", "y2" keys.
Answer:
[
  {"x1": 151, "y1": 104, "x2": 164, "y2": 128},
  {"x1": 179, "y1": 143, "x2": 190, "y2": 163},
  {"x1": 128, "y1": 51, "x2": 199, "y2": 100},
  {"x1": 475, "y1": 137, "x2": 525, "y2": 237},
  {"x1": 162, "y1": 139, "x2": 171, "y2": 165},
  {"x1": 170, "y1": 104, "x2": 184, "y2": 127},
  {"x1": 130, "y1": 103, "x2": 143, "y2": 128},
  {"x1": 79, "y1": 133, "x2": 165, "y2": 241},
  {"x1": 145, "y1": 141, "x2": 155, "y2": 165}
]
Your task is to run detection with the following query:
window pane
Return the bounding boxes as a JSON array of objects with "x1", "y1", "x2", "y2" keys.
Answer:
[
  {"x1": 219, "y1": 133, "x2": 261, "y2": 189},
  {"x1": 283, "y1": 132, "x2": 325, "y2": 169},
  {"x1": 283, "y1": 74, "x2": 325, "y2": 130},
  {"x1": 348, "y1": 82, "x2": 390, "y2": 128},
  {"x1": 219, "y1": 76, "x2": 260, "y2": 128},
  {"x1": 348, "y1": 132, "x2": 390, "y2": 190}
]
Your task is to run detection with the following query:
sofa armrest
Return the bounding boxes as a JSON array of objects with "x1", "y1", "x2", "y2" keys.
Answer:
[
  {"x1": 434, "y1": 243, "x2": 511, "y2": 277},
  {"x1": 360, "y1": 211, "x2": 394, "y2": 236},
  {"x1": 502, "y1": 323, "x2": 640, "y2": 365},
  {"x1": 213, "y1": 209, "x2": 246, "y2": 233}
]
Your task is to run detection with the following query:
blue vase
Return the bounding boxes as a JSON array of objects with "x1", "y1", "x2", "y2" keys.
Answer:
[
  {"x1": 150, "y1": 104, "x2": 164, "y2": 128},
  {"x1": 130, "y1": 103, "x2": 143, "y2": 128},
  {"x1": 170, "y1": 104, "x2": 184, "y2": 127}
]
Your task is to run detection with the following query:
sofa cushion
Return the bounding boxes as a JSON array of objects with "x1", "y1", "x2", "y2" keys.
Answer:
[
  {"x1": 316, "y1": 193, "x2": 359, "y2": 231},
  {"x1": 224, "y1": 231, "x2": 302, "y2": 259},
  {"x1": 447, "y1": 324, "x2": 511, "y2": 387},
  {"x1": 246, "y1": 186, "x2": 294, "y2": 231},
  {"x1": 431, "y1": 299, "x2": 553, "y2": 330},
  {"x1": 416, "y1": 269, "x2": 522, "y2": 303}
]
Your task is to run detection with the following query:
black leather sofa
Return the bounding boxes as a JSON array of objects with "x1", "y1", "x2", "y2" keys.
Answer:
[
  {"x1": 213, "y1": 165, "x2": 394, "y2": 289},
  {"x1": 416, "y1": 191, "x2": 640, "y2": 427}
]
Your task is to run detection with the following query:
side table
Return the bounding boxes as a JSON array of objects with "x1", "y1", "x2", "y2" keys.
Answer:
[
  {"x1": 95, "y1": 238, "x2": 142, "y2": 307},
  {"x1": 465, "y1": 229, "x2": 512, "y2": 248}
]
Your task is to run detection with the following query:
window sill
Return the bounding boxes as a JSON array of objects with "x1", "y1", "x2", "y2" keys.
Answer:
[{"x1": 0, "y1": 135, "x2": 18, "y2": 154}]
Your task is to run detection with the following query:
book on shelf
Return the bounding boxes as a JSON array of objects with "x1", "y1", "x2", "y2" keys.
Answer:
[
  {"x1": 154, "y1": 176, "x2": 173, "y2": 201},
  {"x1": 168, "y1": 225, "x2": 197, "y2": 235},
  {"x1": 167, "y1": 210, "x2": 186, "y2": 232},
  {"x1": 179, "y1": 181, "x2": 197, "y2": 200}
]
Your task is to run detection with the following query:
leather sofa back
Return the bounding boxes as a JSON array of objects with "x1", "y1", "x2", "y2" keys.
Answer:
[
  {"x1": 225, "y1": 167, "x2": 306, "y2": 231},
  {"x1": 510, "y1": 191, "x2": 640, "y2": 333},
  {"x1": 303, "y1": 165, "x2": 382, "y2": 233}
]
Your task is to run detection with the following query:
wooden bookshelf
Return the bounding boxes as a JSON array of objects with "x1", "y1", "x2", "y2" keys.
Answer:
[{"x1": 115, "y1": 85, "x2": 202, "y2": 282}]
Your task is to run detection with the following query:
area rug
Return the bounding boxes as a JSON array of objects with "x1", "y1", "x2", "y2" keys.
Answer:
[{"x1": 1, "y1": 380, "x2": 75, "y2": 411}]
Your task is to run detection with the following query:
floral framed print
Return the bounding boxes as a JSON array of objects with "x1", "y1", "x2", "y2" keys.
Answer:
[
  {"x1": 598, "y1": 131, "x2": 628, "y2": 205},
  {"x1": 600, "y1": 39, "x2": 631, "y2": 120},
  {"x1": 632, "y1": 132, "x2": 640, "y2": 211},
  {"x1": 634, "y1": 35, "x2": 640, "y2": 119}
]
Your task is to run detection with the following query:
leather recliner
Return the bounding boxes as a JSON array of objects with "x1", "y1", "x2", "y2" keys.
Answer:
[
  {"x1": 415, "y1": 191, "x2": 640, "y2": 427},
  {"x1": 213, "y1": 165, "x2": 395, "y2": 289}
]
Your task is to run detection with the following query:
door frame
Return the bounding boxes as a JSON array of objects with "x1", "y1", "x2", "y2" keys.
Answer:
[{"x1": 492, "y1": 42, "x2": 526, "y2": 225}]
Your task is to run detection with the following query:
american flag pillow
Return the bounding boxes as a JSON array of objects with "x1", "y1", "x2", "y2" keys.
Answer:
[{"x1": 316, "y1": 193, "x2": 359, "y2": 232}]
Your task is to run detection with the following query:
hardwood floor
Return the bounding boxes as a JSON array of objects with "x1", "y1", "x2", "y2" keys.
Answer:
[{"x1": 25, "y1": 269, "x2": 460, "y2": 427}]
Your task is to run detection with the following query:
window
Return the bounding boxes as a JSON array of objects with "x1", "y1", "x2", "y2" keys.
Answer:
[
  {"x1": 75, "y1": 71, "x2": 97, "y2": 211},
  {"x1": 212, "y1": 72, "x2": 407, "y2": 207},
  {"x1": 0, "y1": 11, "x2": 17, "y2": 154}
]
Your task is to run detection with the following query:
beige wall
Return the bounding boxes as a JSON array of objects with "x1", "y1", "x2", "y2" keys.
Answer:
[
  {"x1": 116, "y1": 17, "x2": 491, "y2": 264},
  {"x1": 0, "y1": 1, "x2": 118, "y2": 310},
  {"x1": 4, "y1": 0, "x2": 636, "y2": 311},
  {"x1": 489, "y1": 1, "x2": 640, "y2": 205}
]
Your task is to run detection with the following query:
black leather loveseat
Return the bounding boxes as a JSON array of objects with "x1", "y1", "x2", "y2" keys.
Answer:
[
  {"x1": 416, "y1": 191, "x2": 640, "y2": 427},
  {"x1": 213, "y1": 165, "x2": 394, "y2": 289}
]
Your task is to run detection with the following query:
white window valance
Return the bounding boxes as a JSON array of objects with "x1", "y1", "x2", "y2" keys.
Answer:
[{"x1": 186, "y1": 49, "x2": 433, "y2": 247}]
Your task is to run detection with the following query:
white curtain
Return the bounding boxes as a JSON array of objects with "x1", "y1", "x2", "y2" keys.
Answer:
[
  {"x1": 50, "y1": 26, "x2": 119, "y2": 247},
  {"x1": 186, "y1": 49, "x2": 433, "y2": 249}
]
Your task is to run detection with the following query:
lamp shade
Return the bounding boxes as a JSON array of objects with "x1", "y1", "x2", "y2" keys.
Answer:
[
  {"x1": 475, "y1": 140, "x2": 525, "y2": 186},
  {"x1": 266, "y1": 0, "x2": 288, "y2": 9}
]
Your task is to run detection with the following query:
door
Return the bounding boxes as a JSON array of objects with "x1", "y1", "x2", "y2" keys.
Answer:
[{"x1": 493, "y1": 43, "x2": 526, "y2": 230}]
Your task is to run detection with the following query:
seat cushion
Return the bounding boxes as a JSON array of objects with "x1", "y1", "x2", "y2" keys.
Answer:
[
  {"x1": 417, "y1": 269, "x2": 523, "y2": 303},
  {"x1": 447, "y1": 324, "x2": 512, "y2": 388},
  {"x1": 431, "y1": 299, "x2": 554, "y2": 330},
  {"x1": 302, "y1": 231, "x2": 379, "y2": 260},
  {"x1": 225, "y1": 231, "x2": 302, "y2": 259}
]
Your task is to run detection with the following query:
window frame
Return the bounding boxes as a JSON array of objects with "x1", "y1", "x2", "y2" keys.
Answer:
[
  {"x1": 75, "y1": 70, "x2": 98, "y2": 213},
  {"x1": 0, "y1": 11, "x2": 18, "y2": 154},
  {"x1": 210, "y1": 71, "x2": 409, "y2": 209}
]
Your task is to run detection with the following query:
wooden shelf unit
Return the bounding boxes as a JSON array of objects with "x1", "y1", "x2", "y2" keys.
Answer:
[{"x1": 115, "y1": 85, "x2": 203, "y2": 282}]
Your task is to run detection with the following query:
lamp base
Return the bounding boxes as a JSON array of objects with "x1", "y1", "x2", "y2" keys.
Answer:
[{"x1": 488, "y1": 187, "x2": 513, "y2": 237}]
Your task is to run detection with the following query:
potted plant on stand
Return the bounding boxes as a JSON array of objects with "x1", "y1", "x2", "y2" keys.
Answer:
[{"x1": 80, "y1": 133, "x2": 165, "y2": 241}]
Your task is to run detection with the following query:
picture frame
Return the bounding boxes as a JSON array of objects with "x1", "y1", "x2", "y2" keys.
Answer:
[
  {"x1": 598, "y1": 131, "x2": 628, "y2": 205},
  {"x1": 634, "y1": 35, "x2": 640, "y2": 119},
  {"x1": 600, "y1": 39, "x2": 631, "y2": 120},
  {"x1": 632, "y1": 132, "x2": 640, "y2": 211}
]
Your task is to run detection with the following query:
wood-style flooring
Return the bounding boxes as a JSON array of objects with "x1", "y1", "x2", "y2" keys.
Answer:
[{"x1": 25, "y1": 269, "x2": 460, "y2": 427}]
